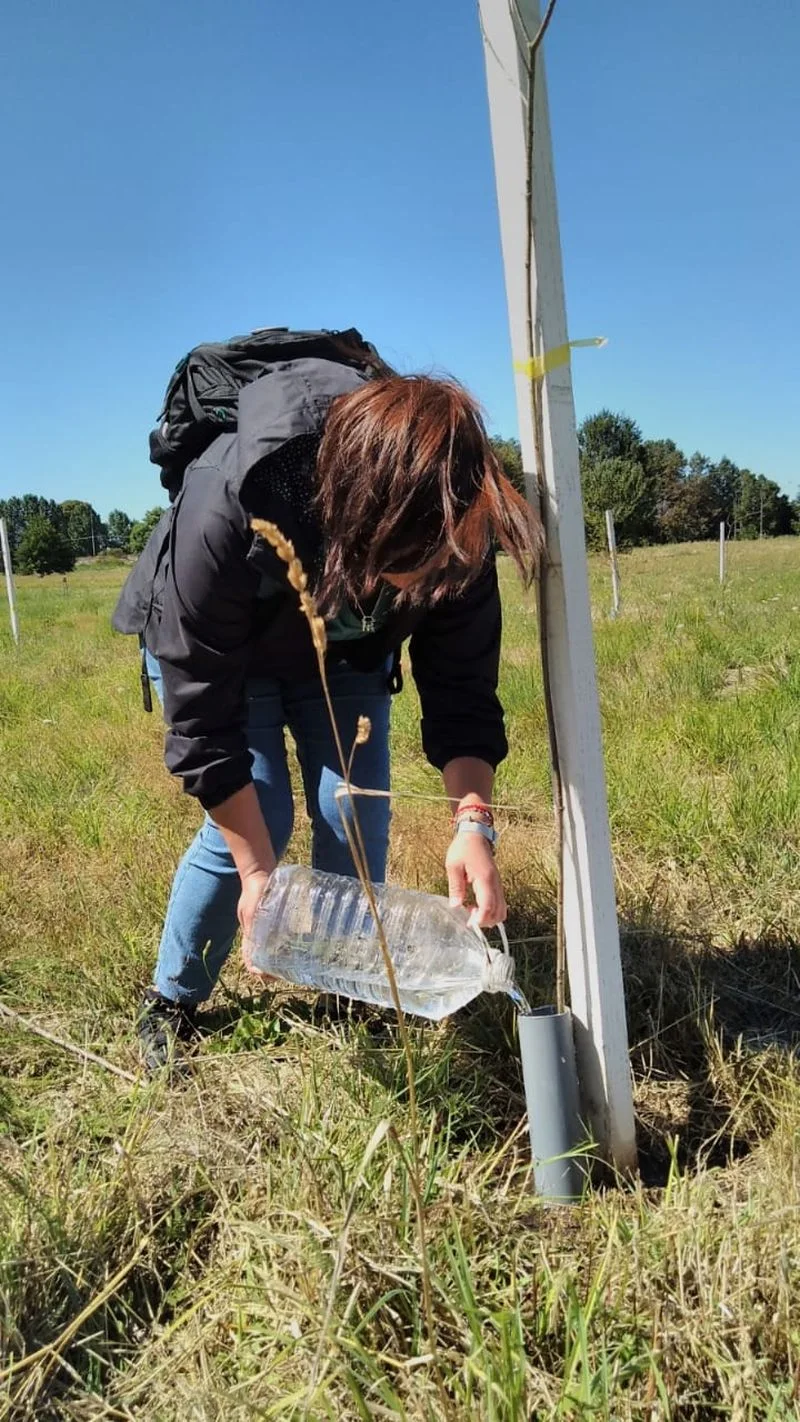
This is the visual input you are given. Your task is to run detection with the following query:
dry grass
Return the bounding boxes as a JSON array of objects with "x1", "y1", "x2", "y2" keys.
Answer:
[{"x1": 2, "y1": 541, "x2": 800, "y2": 1419}]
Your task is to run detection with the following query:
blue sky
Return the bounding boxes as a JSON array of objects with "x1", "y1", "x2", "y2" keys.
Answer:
[{"x1": 0, "y1": 0, "x2": 797, "y2": 520}]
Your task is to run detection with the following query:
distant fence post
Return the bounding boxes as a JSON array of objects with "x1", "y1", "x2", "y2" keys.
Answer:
[
  {"x1": 0, "y1": 517, "x2": 20, "y2": 647},
  {"x1": 605, "y1": 510, "x2": 621, "y2": 617},
  {"x1": 719, "y1": 521, "x2": 726, "y2": 584}
]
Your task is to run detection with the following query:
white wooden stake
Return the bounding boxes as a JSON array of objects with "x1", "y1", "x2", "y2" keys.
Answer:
[
  {"x1": 479, "y1": 0, "x2": 636, "y2": 1169},
  {"x1": 719, "y1": 521, "x2": 726, "y2": 584},
  {"x1": 0, "y1": 517, "x2": 20, "y2": 647},
  {"x1": 605, "y1": 510, "x2": 621, "y2": 618}
]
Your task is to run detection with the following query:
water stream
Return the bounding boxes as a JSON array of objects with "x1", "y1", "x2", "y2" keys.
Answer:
[{"x1": 506, "y1": 983, "x2": 533, "y2": 1015}]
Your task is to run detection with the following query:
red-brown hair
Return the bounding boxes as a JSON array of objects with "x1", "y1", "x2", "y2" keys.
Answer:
[{"x1": 314, "y1": 375, "x2": 543, "y2": 613}]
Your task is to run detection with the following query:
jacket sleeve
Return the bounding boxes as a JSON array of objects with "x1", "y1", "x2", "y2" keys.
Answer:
[
  {"x1": 154, "y1": 467, "x2": 260, "y2": 809},
  {"x1": 409, "y1": 560, "x2": 508, "y2": 772}
]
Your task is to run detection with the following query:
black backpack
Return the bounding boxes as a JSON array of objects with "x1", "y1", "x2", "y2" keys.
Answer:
[{"x1": 149, "y1": 326, "x2": 385, "y2": 498}]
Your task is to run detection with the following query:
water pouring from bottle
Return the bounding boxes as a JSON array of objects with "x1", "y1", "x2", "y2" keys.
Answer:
[{"x1": 506, "y1": 982, "x2": 533, "y2": 1015}]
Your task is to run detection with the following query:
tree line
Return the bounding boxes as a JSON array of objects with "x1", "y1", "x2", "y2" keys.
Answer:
[
  {"x1": 0, "y1": 497, "x2": 166, "y2": 575},
  {"x1": 2, "y1": 412, "x2": 795, "y2": 575},
  {"x1": 491, "y1": 411, "x2": 797, "y2": 549}
]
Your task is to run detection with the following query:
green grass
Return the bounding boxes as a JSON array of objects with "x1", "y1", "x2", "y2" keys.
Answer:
[{"x1": 1, "y1": 541, "x2": 800, "y2": 1419}]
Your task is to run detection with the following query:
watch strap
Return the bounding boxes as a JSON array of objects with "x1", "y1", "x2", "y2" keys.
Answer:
[{"x1": 453, "y1": 819, "x2": 499, "y2": 850}]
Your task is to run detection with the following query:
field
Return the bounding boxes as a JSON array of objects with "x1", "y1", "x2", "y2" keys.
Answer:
[{"x1": 1, "y1": 538, "x2": 799, "y2": 1420}]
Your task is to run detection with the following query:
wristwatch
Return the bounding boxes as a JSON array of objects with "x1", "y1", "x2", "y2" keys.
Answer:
[{"x1": 453, "y1": 819, "x2": 499, "y2": 853}]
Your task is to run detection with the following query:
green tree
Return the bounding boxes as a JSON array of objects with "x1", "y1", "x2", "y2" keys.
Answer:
[
  {"x1": 581, "y1": 457, "x2": 657, "y2": 549},
  {"x1": 707, "y1": 456, "x2": 741, "y2": 531},
  {"x1": 578, "y1": 410, "x2": 644, "y2": 466},
  {"x1": 775, "y1": 492, "x2": 794, "y2": 535},
  {"x1": 107, "y1": 509, "x2": 133, "y2": 549},
  {"x1": 23, "y1": 495, "x2": 66, "y2": 537},
  {"x1": 0, "y1": 497, "x2": 25, "y2": 555},
  {"x1": 687, "y1": 452, "x2": 712, "y2": 481},
  {"x1": 59, "y1": 500, "x2": 107, "y2": 556},
  {"x1": 735, "y1": 471, "x2": 794, "y2": 538},
  {"x1": 489, "y1": 436, "x2": 525, "y2": 497},
  {"x1": 657, "y1": 474, "x2": 717, "y2": 543},
  {"x1": 128, "y1": 507, "x2": 167, "y2": 555},
  {"x1": 642, "y1": 439, "x2": 692, "y2": 541},
  {"x1": 643, "y1": 438, "x2": 685, "y2": 487},
  {"x1": 0, "y1": 495, "x2": 66, "y2": 556},
  {"x1": 16, "y1": 516, "x2": 76, "y2": 575}
]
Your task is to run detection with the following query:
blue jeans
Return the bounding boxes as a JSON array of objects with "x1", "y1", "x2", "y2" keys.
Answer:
[{"x1": 146, "y1": 651, "x2": 391, "y2": 1005}]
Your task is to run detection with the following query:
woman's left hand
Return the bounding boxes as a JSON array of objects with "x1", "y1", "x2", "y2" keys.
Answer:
[{"x1": 445, "y1": 833, "x2": 507, "y2": 928}]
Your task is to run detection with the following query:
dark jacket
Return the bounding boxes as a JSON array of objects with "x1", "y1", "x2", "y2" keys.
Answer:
[{"x1": 113, "y1": 358, "x2": 507, "y2": 809}]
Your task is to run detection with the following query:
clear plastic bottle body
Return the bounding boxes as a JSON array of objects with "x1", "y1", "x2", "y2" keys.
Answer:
[{"x1": 247, "y1": 866, "x2": 513, "y2": 1020}]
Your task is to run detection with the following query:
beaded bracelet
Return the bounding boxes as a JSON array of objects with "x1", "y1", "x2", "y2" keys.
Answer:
[{"x1": 451, "y1": 802, "x2": 494, "y2": 827}]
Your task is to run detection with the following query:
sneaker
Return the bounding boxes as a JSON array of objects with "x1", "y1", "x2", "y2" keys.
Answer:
[{"x1": 137, "y1": 988, "x2": 199, "y2": 1075}]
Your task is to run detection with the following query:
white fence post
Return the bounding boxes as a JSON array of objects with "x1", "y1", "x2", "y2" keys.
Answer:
[
  {"x1": 719, "y1": 521, "x2": 726, "y2": 584},
  {"x1": 605, "y1": 510, "x2": 621, "y2": 618},
  {"x1": 479, "y1": 0, "x2": 637, "y2": 1170},
  {"x1": 0, "y1": 517, "x2": 20, "y2": 647}
]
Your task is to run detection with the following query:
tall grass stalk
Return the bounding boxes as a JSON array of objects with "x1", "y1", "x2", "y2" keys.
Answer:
[{"x1": 250, "y1": 518, "x2": 450, "y2": 1416}]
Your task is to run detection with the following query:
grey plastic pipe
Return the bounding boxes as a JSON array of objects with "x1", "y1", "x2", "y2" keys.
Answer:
[{"x1": 518, "y1": 1006, "x2": 587, "y2": 1203}]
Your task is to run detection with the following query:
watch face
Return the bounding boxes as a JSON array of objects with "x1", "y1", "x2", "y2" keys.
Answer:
[{"x1": 456, "y1": 820, "x2": 498, "y2": 845}]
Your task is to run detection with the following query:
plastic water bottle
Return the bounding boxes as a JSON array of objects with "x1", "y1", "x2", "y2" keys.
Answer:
[{"x1": 246, "y1": 865, "x2": 519, "y2": 1021}]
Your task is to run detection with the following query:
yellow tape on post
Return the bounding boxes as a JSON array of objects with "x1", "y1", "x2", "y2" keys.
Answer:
[{"x1": 514, "y1": 336, "x2": 607, "y2": 380}]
